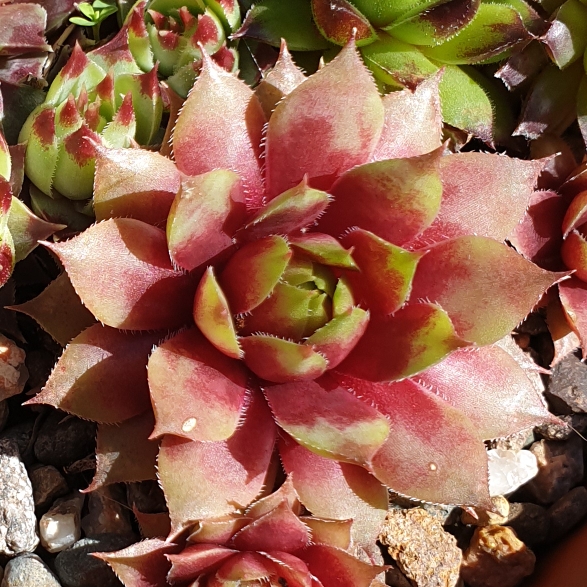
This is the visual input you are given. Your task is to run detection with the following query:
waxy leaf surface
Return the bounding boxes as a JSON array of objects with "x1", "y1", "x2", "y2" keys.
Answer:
[
  {"x1": 148, "y1": 328, "x2": 249, "y2": 442},
  {"x1": 265, "y1": 42, "x2": 384, "y2": 198},
  {"x1": 46, "y1": 218, "x2": 195, "y2": 330},
  {"x1": 167, "y1": 544, "x2": 237, "y2": 584},
  {"x1": 158, "y1": 390, "x2": 276, "y2": 531},
  {"x1": 173, "y1": 55, "x2": 265, "y2": 209},
  {"x1": 332, "y1": 373, "x2": 492, "y2": 507},
  {"x1": 29, "y1": 324, "x2": 160, "y2": 423},
  {"x1": 559, "y1": 278, "x2": 587, "y2": 357},
  {"x1": 265, "y1": 379, "x2": 389, "y2": 464},
  {"x1": 410, "y1": 235, "x2": 566, "y2": 345}
]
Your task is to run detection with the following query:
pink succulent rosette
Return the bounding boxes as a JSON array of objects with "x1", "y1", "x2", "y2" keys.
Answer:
[
  {"x1": 96, "y1": 477, "x2": 387, "y2": 587},
  {"x1": 23, "y1": 41, "x2": 563, "y2": 554}
]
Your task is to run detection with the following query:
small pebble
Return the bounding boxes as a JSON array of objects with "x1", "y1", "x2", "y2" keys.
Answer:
[
  {"x1": 523, "y1": 436, "x2": 584, "y2": 505},
  {"x1": 379, "y1": 508, "x2": 462, "y2": 587},
  {"x1": 0, "y1": 439, "x2": 38, "y2": 555},
  {"x1": 547, "y1": 486, "x2": 587, "y2": 542},
  {"x1": 39, "y1": 493, "x2": 84, "y2": 554},
  {"x1": 29, "y1": 465, "x2": 69, "y2": 511},
  {"x1": 535, "y1": 413, "x2": 587, "y2": 441},
  {"x1": 82, "y1": 486, "x2": 133, "y2": 538},
  {"x1": 547, "y1": 354, "x2": 587, "y2": 413},
  {"x1": 487, "y1": 449, "x2": 538, "y2": 496},
  {"x1": 0, "y1": 421, "x2": 35, "y2": 465},
  {"x1": 54, "y1": 533, "x2": 136, "y2": 587},
  {"x1": 0, "y1": 553, "x2": 61, "y2": 586},
  {"x1": 461, "y1": 496, "x2": 510, "y2": 526},
  {"x1": 505, "y1": 502, "x2": 550, "y2": 547},
  {"x1": 460, "y1": 526, "x2": 535, "y2": 587},
  {"x1": 0, "y1": 334, "x2": 28, "y2": 402},
  {"x1": 34, "y1": 411, "x2": 96, "y2": 468}
]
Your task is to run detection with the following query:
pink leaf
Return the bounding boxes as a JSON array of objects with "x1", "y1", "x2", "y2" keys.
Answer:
[
  {"x1": 215, "y1": 552, "x2": 271, "y2": 581},
  {"x1": 416, "y1": 346, "x2": 558, "y2": 439},
  {"x1": 27, "y1": 324, "x2": 160, "y2": 423},
  {"x1": 95, "y1": 539, "x2": 180, "y2": 587},
  {"x1": 45, "y1": 218, "x2": 196, "y2": 330},
  {"x1": 93, "y1": 146, "x2": 181, "y2": 226},
  {"x1": 562, "y1": 189, "x2": 587, "y2": 237},
  {"x1": 231, "y1": 501, "x2": 311, "y2": 552},
  {"x1": 331, "y1": 373, "x2": 493, "y2": 508},
  {"x1": 158, "y1": 389, "x2": 276, "y2": 532},
  {"x1": 167, "y1": 544, "x2": 237, "y2": 584},
  {"x1": 319, "y1": 149, "x2": 442, "y2": 246},
  {"x1": 409, "y1": 235, "x2": 568, "y2": 345},
  {"x1": 167, "y1": 170, "x2": 246, "y2": 271},
  {"x1": 279, "y1": 435, "x2": 388, "y2": 553},
  {"x1": 148, "y1": 328, "x2": 249, "y2": 442},
  {"x1": 409, "y1": 153, "x2": 544, "y2": 247},
  {"x1": 298, "y1": 544, "x2": 383, "y2": 587},
  {"x1": 371, "y1": 73, "x2": 443, "y2": 161},
  {"x1": 85, "y1": 411, "x2": 158, "y2": 491},
  {"x1": 265, "y1": 41, "x2": 384, "y2": 198},
  {"x1": 0, "y1": 4, "x2": 50, "y2": 54},
  {"x1": 509, "y1": 190, "x2": 567, "y2": 271},
  {"x1": 172, "y1": 53, "x2": 265, "y2": 209},
  {"x1": 266, "y1": 379, "x2": 389, "y2": 464},
  {"x1": 338, "y1": 303, "x2": 467, "y2": 382}
]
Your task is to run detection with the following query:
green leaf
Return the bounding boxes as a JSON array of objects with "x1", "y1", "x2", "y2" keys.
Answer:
[
  {"x1": 93, "y1": 0, "x2": 115, "y2": 9},
  {"x1": 234, "y1": 0, "x2": 331, "y2": 51},
  {"x1": 70, "y1": 16, "x2": 97, "y2": 26},
  {"x1": 77, "y1": 2, "x2": 96, "y2": 18}
]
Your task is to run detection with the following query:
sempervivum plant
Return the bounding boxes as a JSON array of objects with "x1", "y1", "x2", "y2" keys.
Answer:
[
  {"x1": 236, "y1": 0, "x2": 547, "y2": 144},
  {"x1": 23, "y1": 42, "x2": 564, "y2": 547},
  {"x1": 497, "y1": 0, "x2": 587, "y2": 144},
  {"x1": 96, "y1": 477, "x2": 386, "y2": 586}
]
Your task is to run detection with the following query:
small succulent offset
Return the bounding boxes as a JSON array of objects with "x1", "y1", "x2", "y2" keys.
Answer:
[
  {"x1": 96, "y1": 477, "x2": 387, "y2": 586},
  {"x1": 70, "y1": 0, "x2": 118, "y2": 39},
  {"x1": 235, "y1": 0, "x2": 547, "y2": 144},
  {"x1": 24, "y1": 42, "x2": 562, "y2": 559}
]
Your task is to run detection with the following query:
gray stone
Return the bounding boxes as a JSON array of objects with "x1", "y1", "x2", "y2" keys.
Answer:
[
  {"x1": 0, "y1": 439, "x2": 38, "y2": 555},
  {"x1": 523, "y1": 435, "x2": 584, "y2": 505},
  {"x1": 547, "y1": 354, "x2": 587, "y2": 413},
  {"x1": 0, "y1": 421, "x2": 35, "y2": 465},
  {"x1": 29, "y1": 465, "x2": 69, "y2": 511},
  {"x1": 505, "y1": 502, "x2": 550, "y2": 546},
  {"x1": 34, "y1": 411, "x2": 96, "y2": 468},
  {"x1": 535, "y1": 413, "x2": 587, "y2": 441},
  {"x1": 547, "y1": 486, "x2": 587, "y2": 542},
  {"x1": 1, "y1": 554, "x2": 61, "y2": 586},
  {"x1": 54, "y1": 534, "x2": 135, "y2": 587}
]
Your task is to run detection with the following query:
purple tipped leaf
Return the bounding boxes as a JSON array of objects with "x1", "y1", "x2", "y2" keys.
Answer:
[
  {"x1": 0, "y1": 4, "x2": 50, "y2": 55},
  {"x1": 310, "y1": 0, "x2": 377, "y2": 46},
  {"x1": 23, "y1": 108, "x2": 58, "y2": 195}
]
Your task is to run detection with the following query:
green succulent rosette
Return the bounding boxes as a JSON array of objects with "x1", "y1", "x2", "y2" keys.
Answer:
[{"x1": 235, "y1": 0, "x2": 547, "y2": 145}]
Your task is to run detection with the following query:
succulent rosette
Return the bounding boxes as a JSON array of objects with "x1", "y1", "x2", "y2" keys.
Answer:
[
  {"x1": 510, "y1": 137, "x2": 587, "y2": 358},
  {"x1": 236, "y1": 0, "x2": 547, "y2": 144},
  {"x1": 96, "y1": 477, "x2": 386, "y2": 587},
  {"x1": 0, "y1": 127, "x2": 64, "y2": 287},
  {"x1": 497, "y1": 0, "x2": 587, "y2": 144},
  {"x1": 22, "y1": 41, "x2": 564, "y2": 547},
  {"x1": 123, "y1": 0, "x2": 240, "y2": 98}
]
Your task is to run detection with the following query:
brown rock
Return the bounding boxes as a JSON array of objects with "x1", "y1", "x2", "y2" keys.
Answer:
[
  {"x1": 379, "y1": 508, "x2": 462, "y2": 587},
  {"x1": 460, "y1": 526, "x2": 535, "y2": 587},
  {"x1": 505, "y1": 502, "x2": 550, "y2": 547},
  {"x1": 523, "y1": 436, "x2": 583, "y2": 505},
  {"x1": 28, "y1": 465, "x2": 69, "y2": 511},
  {"x1": 547, "y1": 354, "x2": 587, "y2": 413},
  {"x1": 0, "y1": 335, "x2": 27, "y2": 402},
  {"x1": 81, "y1": 485, "x2": 134, "y2": 538},
  {"x1": 547, "y1": 486, "x2": 587, "y2": 542}
]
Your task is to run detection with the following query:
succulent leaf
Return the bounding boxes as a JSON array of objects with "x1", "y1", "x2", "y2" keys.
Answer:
[
  {"x1": 172, "y1": 53, "x2": 266, "y2": 209},
  {"x1": 167, "y1": 544, "x2": 237, "y2": 583},
  {"x1": 45, "y1": 218, "x2": 196, "y2": 330},
  {"x1": 409, "y1": 235, "x2": 569, "y2": 345},
  {"x1": 265, "y1": 41, "x2": 385, "y2": 198},
  {"x1": 559, "y1": 277, "x2": 587, "y2": 356},
  {"x1": 544, "y1": 0, "x2": 587, "y2": 69},
  {"x1": 157, "y1": 389, "x2": 276, "y2": 531},
  {"x1": 148, "y1": 328, "x2": 248, "y2": 441},
  {"x1": 0, "y1": 4, "x2": 50, "y2": 55},
  {"x1": 265, "y1": 378, "x2": 390, "y2": 464},
  {"x1": 27, "y1": 324, "x2": 161, "y2": 423},
  {"x1": 311, "y1": 0, "x2": 378, "y2": 46}
]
